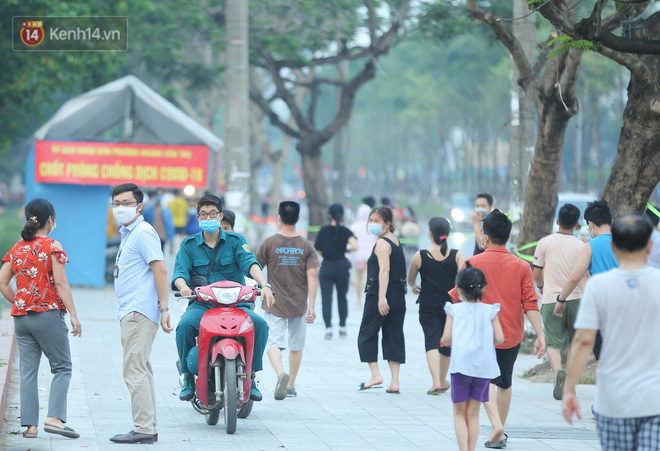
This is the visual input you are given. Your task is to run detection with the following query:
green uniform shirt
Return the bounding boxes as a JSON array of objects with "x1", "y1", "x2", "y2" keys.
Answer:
[{"x1": 171, "y1": 229, "x2": 259, "y2": 290}]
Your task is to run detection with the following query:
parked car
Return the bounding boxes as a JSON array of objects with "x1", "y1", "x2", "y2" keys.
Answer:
[
  {"x1": 552, "y1": 192, "x2": 595, "y2": 239},
  {"x1": 449, "y1": 192, "x2": 474, "y2": 232}
]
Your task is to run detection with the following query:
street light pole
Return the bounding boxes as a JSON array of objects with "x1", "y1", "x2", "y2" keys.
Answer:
[
  {"x1": 510, "y1": 0, "x2": 536, "y2": 222},
  {"x1": 224, "y1": 0, "x2": 251, "y2": 234}
]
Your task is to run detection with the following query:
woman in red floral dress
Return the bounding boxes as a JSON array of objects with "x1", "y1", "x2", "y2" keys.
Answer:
[{"x1": 0, "y1": 198, "x2": 82, "y2": 439}]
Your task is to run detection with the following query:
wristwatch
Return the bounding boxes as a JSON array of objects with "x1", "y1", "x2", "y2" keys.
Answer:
[
  {"x1": 556, "y1": 295, "x2": 566, "y2": 304},
  {"x1": 159, "y1": 307, "x2": 169, "y2": 312},
  {"x1": 264, "y1": 283, "x2": 272, "y2": 289}
]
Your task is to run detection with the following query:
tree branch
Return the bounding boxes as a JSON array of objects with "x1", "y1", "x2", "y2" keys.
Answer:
[
  {"x1": 248, "y1": 88, "x2": 301, "y2": 139},
  {"x1": 319, "y1": 58, "x2": 377, "y2": 143},
  {"x1": 533, "y1": 34, "x2": 554, "y2": 76},
  {"x1": 365, "y1": 0, "x2": 379, "y2": 46},
  {"x1": 598, "y1": 46, "x2": 652, "y2": 80},
  {"x1": 254, "y1": 45, "x2": 312, "y2": 133},
  {"x1": 307, "y1": 79, "x2": 319, "y2": 127},
  {"x1": 466, "y1": 0, "x2": 538, "y2": 101}
]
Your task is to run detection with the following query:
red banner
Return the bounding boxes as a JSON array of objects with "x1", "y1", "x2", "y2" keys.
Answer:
[{"x1": 35, "y1": 140, "x2": 209, "y2": 188}]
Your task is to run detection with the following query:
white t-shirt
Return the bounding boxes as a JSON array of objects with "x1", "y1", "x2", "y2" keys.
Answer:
[
  {"x1": 533, "y1": 233, "x2": 586, "y2": 304},
  {"x1": 575, "y1": 267, "x2": 660, "y2": 418},
  {"x1": 444, "y1": 302, "x2": 501, "y2": 379}
]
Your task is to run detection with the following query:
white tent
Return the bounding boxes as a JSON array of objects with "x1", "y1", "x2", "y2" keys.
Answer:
[{"x1": 34, "y1": 75, "x2": 223, "y2": 151}]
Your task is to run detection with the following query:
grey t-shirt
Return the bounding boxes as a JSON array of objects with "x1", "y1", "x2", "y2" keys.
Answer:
[{"x1": 575, "y1": 267, "x2": 660, "y2": 418}]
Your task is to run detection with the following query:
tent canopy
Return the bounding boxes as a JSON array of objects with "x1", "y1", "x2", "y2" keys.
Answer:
[{"x1": 34, "y1": 74, "x2": 223, "y2": 151}]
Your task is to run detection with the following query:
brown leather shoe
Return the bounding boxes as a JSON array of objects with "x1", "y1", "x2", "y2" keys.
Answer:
[{"x1": 109, "y1": 430, "x2": 155, "y2": 444}]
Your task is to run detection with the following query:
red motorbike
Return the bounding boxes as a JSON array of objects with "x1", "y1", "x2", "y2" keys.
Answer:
[{"x1": 176, "y1": 281, "x2": 258, "y2": 434}]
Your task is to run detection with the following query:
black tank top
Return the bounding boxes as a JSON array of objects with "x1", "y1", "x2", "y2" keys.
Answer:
[
  {"x1": 365, "y1": 237, "x2": 407, "y2": 298},
  {"x1": 416, "y1": 249, "x2": 458, "y2": 305}
]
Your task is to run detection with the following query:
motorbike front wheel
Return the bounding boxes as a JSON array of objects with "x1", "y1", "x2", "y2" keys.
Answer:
[{"x1": 223, "y1": 358, "x2": 238, "y2": 434}]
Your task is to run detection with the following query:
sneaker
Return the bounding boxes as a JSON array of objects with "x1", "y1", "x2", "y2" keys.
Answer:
[
  {"x1": 324, "y1": 328, "x2": 332, "y2": 340},
  {"x1": 553, "y1": 369, "x2": 566, "y2": 400},
  {"x1": 274, "y1": 372, "x2": 290, "y2": 400},
  {"x1": 250, "y1": 375, "x2": 263, "y2": 402},
  {"x1": 339, "y1": 327, "x2": 347, "y2": 337},
  {"x1": 179, "y1": 374, "x2": 194, "y2": 401},
  {"x1": 286, "y1": 387, "x2": 297, "y2": 397}
]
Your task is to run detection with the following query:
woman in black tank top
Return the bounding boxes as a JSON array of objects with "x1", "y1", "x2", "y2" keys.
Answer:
[
  {"x1": 357, "y1": 206, "x2": 407, "y2": 393},
  {"x1": 407, "y1": 217, "x2": 465, "y2": 395}
]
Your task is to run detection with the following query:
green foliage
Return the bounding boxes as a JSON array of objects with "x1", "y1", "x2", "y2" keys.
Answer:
[
  {"x1": 547, "y1": 35, "x2": 602, "y2": 58},
  {"x1": 249, "y1": 0, "x2": 363, "y2": 66},
  {"x1": 0, "y1": 208, "x2": 23, "y2": 259}
]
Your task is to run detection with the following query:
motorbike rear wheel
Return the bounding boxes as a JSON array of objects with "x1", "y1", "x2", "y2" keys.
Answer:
[
  {"x1": 223, "y1": 358, "x2": 238, "y2": 434},
  {"x1": 205, "y1": 364, "x2": 222, "y2": 425},
  {"x1": 237, "y1": 398, "x2": 253, "y2": 418}
]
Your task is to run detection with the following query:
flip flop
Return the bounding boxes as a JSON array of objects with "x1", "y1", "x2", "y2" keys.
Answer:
[
  {"x1": 23, "y1": 430, "x2": 38, "y2": 438},
  {"x1": 358, "y1": 382, "x2": 383, "y2": 391},
  {"x1": 427, "y1": 384, "x2": 450, "y2": 395},
  {"x1": 484, "y1": 433, "x2": 507, "y2": 449},
  {"x1": 385, "y1": 388, "x2": 400, "y2": 394},
  {"x1": 44, "y1": 425, "x2": 80, "y2": 439}
]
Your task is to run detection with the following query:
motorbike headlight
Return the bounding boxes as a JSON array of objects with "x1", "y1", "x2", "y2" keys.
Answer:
[
  {"x1": 198, "y1": 292, "x2": 214, "y2": 302},
  {"x1": 211, "y1": 287, "x2": 241, "y2": 304},
  {"x1": 239, "y1": 291, "x2": 254, "y2": 301},
  {"x1": 238, "y1": 318, "x2": 253, "y2": 334}
]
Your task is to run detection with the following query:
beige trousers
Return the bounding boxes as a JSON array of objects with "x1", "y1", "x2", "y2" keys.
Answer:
[{"x1": 120, "y1": 312, "x2": 158, "y2": 434}]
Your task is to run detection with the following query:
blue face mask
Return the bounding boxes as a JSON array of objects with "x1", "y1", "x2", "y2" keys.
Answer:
[
  {"x1": 368, "y1": 223, "x2": 384, "y2": 236},
  {"x1": 199, "y1": 219, "x2": 220, "y2": 233}
]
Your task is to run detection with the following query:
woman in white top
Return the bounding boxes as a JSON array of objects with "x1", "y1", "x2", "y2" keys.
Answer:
[{"x1": 442, "y1": 263, "x2": 504, "y2": 451}]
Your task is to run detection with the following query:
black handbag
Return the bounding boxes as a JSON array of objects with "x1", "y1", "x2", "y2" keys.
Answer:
[{"x1": 189, "y1": 240, "x2": 222, "y2": 288}]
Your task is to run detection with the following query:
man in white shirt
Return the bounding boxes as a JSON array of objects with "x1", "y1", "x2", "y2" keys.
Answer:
[
  {"x1": 109, "y1": 183, "x2": 173, "y2": 445},
  {"x1": 563, "y1": 213, "x2": 660, "y2": 450}
]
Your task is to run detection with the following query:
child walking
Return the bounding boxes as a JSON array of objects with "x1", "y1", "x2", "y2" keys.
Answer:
[{"x1": 442, "y1": 264, "x2": 504, "y2": 451}]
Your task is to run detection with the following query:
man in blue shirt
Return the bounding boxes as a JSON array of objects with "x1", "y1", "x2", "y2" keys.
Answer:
[
  {"x1": 110, "y1": 183, "x2": 173, "y2": 445},
  {"x1": 172, "y1": 194, "x2": 274, "y2": 402},
  {"x1": 556, "y1": 200, "x2": 618, "y2": 361}
]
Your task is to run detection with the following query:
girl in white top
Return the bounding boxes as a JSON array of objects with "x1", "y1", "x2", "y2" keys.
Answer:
[{"x1": 442, "y1": 263, "x2": 504, "y2": 451}]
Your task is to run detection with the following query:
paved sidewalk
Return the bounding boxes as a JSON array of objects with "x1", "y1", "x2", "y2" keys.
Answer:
[{"x1": 1, "y1": 261, "x2": 599, "y2": 450}]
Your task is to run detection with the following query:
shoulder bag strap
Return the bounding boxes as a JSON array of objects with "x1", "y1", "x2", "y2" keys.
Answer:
[{"x1": 206, "y1": 238, "x2": 223, "y2": 280}]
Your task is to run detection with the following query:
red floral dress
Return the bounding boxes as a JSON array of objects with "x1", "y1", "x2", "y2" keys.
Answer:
[{"x1": 2, "y1": 236, "x2": 69, "y2": 316}]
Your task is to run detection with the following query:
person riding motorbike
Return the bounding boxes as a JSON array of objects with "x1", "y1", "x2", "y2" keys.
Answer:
[{"x1": 172, "y1": 194, "x2": 274, "y2": 402}]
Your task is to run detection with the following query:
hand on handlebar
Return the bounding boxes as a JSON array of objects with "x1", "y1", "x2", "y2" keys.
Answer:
[{"x1": 179, "y1": 287, "x2": 193, "y2": 297}]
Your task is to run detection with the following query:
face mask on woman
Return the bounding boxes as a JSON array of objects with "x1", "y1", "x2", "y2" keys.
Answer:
[
  {"x1": 368, "y1": 223, "x2": 384, "y2": 236},
  {"x1": 199, "y1": 219, "x2": 220, "y2": 233},
  {"x1": 112, "y1": 206, "x2": 139, "y2": 225}
]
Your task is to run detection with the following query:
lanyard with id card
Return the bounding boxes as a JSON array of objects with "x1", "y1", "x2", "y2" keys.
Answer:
[{"x1": 114, "y1": 226, "x2": 136, "y2": 278}]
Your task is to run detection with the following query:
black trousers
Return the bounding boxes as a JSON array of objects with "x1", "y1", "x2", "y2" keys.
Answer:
[
  {"x1": 357, "y1": 293, "x2": 406, "y2": 363},
  {"x1": 319, "y1": 259, "x2": 350, "y2": 328}
]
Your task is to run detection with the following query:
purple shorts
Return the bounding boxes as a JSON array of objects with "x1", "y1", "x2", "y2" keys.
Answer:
[{"x1": 451, "y1": 373, "x2": 491, "y2": 403}]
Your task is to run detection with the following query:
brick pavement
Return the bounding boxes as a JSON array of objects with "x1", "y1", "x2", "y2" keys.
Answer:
[{"x1": 1, "y1": 255, "x2": 599, "y2": 450}]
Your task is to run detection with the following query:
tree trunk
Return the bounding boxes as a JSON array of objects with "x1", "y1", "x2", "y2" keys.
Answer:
[
  {"x1": 602, "y1": 67, "x2": 660, "y2": 217},
  {"x1": 299, "y1": 144, "x2": 328, "y2": 241},
  {"x1": 518, "y1": 95, "x2": 577, "y2": 250}
]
